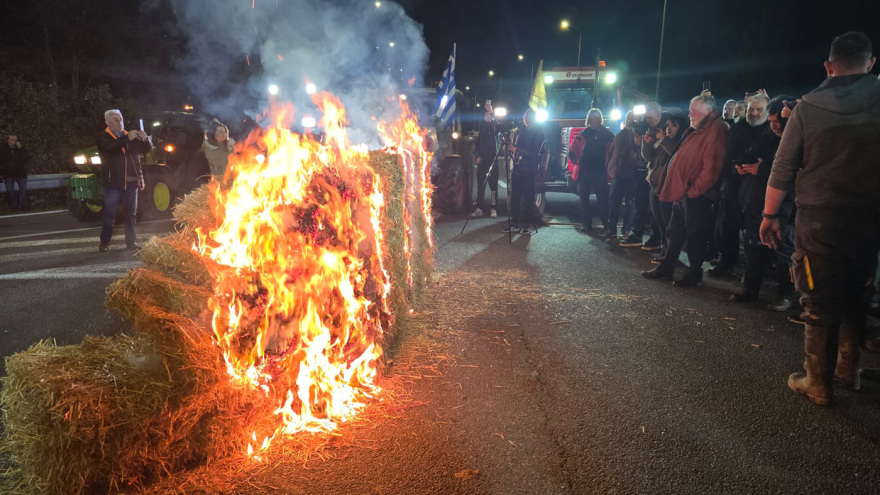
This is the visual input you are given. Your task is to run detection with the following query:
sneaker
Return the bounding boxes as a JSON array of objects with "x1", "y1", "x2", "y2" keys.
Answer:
[
  {"x1": 520, "y1": 226, "x2": 534, "y2": 235},
  {"x1": 470, "y1": 208, "x2": 484, "y2": 217},
  {"x1": 768, "y1": 297, "x2": 793, "y2": 312},
  {"x1": 619, "y1": 235, "x2": 643, "y2": 247},
  {"x1": 641, "y1": 238, "x2": 662, "y2": 251},
  {"x1": 490, "y1": 208, "x2": 498, "y2": 218},
  {"x1": 502, "y1": 224, "x2": 520, "y2": 233}
]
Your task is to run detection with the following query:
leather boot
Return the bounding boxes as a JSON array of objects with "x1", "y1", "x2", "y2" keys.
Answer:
[
  {"x1": 834, "y1": 322, "x2": 862, "y2": 391},
  {"x1": 788, "y1": 323, "x2": 834, "y2": 406}
]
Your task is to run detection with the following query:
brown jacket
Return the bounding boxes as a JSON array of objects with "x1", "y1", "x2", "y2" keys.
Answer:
[
  {"x1": 606, "y1": 127, "x2": 639, "y2": 180},
  {"x1": 658, "y1": 111, "x2": 729, "y2": 202}
]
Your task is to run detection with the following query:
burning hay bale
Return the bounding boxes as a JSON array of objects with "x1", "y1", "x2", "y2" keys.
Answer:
[{"x1": 1, "y1": 100, "x2": 434, "y2": 493}]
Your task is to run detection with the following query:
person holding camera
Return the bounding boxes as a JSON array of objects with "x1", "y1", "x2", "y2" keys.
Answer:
[
  {"x1": 96, "y1": 109, "x2": 152, "y2": 252},
  {"x1": 730, "y1": 95, "x2": 795, "y2": 311},
  {"x1": 0, "y1": 135, "x2": 30, "y2": 211},
  {"x1": 761, "y1": 32, "x2": 880, "y2": 405},
  {"x1": 472, "y1": 106, "x2": 499, "y2": 218},
  {"x1": 503, "y1": 109, "x2": 544, "y2": 235},
  {"x1": 626, "y1": 102, "x2": 665, "y2": 249}
]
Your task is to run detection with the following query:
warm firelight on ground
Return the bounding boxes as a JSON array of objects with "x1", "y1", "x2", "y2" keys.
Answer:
[{"x1": 192, "y1": 94, "x2": 432, "y2": 458}]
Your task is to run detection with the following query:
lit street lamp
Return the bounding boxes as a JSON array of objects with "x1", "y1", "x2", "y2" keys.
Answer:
[
  {"x1": 560, "y1": 20, "x2": 582, "y2": 67},
  {"x1": 518, "y1": 54, "x2": 524, "y2": 61},
  {"x1": 488, "y1": 70, "x2": 495, "y2": 77}
]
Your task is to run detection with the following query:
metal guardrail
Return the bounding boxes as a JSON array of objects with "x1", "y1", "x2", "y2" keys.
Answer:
[{"x1": 0, "y1": 173, "x2": 74, "y2": 193}]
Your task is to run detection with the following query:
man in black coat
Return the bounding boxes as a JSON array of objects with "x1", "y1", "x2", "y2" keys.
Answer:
[
  {"x1": 0, "y1": 135, "x2": 30, "y2": 211},
  {"x1": 472, "y1": 111, "x2": 499, "y2": 218},
  {"x1": 504, "y1": 109, "x2": 545, "y2": 235},
  {"x1": 96, "y1": 109, "x2": 152, "y2": 252}
]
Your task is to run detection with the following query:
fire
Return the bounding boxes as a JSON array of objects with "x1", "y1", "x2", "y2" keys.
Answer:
[{"x1": 193, "y1": 93, "x2": 432, "y2": 457}]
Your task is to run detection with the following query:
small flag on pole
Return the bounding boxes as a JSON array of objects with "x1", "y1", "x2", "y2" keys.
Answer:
[
  {"x1": 434, "y1": 44, "x2": 456, "y2": 127},
  {"x1": 529, "y1": 59, "x2": 547, "y2": 110}
]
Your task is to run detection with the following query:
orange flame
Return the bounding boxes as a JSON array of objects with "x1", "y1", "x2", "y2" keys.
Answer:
[{"x1": 194, "y1": 94, "x2": 430, "y2": 456}]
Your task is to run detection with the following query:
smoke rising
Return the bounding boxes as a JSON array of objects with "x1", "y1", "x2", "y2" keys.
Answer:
[{"x1": 149, "y1": 0, "x2": 429, "y2": 145}]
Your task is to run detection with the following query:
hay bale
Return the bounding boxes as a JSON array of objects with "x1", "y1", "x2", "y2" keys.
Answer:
[{"x1": 2, "y1": 150, "x2": 434, "y2": 493}]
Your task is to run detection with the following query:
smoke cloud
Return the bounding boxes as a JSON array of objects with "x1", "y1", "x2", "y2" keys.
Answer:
[{"x1": 148, "y1": 0, "x2": 429, "y2": 145}]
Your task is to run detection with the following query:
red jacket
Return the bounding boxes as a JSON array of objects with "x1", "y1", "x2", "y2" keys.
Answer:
[{"x1": 659, "y1": 111, "x2": 729, "y2": 202}]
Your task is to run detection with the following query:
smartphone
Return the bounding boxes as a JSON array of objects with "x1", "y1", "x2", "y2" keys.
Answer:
[
  {"x1": 702, "y1": 81, "x2": 711, "y2": 92},
  {"x1": 486, "y1": 99, "x2": 492, "y2": 106}
]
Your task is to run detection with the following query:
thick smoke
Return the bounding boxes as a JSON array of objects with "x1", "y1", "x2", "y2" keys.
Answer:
[{"x1": 152, "y1": 0, "x2": 428, "y2": 145}]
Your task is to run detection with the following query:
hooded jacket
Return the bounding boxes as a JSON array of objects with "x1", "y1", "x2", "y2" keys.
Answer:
[
  {"x1": 768, "y1": 74, "x2": 880, "y2": 209},
  {"x1": 201, "y1": 137, "x2": 236, "y2": 177},
  {"x1": 658, "y1": 111, "x2": 729, "y2": 203},
  {"x1": 95, "y1": 129, "x2": 152, "y2": 190}
]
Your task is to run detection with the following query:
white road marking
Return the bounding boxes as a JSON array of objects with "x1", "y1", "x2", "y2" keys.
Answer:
[
  {"x1": 0, "y1": 209, "x2": 67, "y2": 218},
  {"x1": 0, "y1": 237, "x2": 98, "y2": 250},
  {"x1": 0, "y1": 261, "x2": 141, "y2": 280},
  {"x1": 0, "y1": 219, "x2": 172, "y2": 242}
]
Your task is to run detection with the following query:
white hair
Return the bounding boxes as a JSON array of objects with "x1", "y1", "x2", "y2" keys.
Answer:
[
  {"x1": 646, "y1": 102, "x2": 662, "y2": 114},
  {"x1": 749, "y1": 94, "x2": 770, "y2": 107},
  {"x1": 104, "y1": 109, "x2": 122, "y2": 121},
  {"x1": 690, "y1": 94, "x2": 717, "y2": 111}
]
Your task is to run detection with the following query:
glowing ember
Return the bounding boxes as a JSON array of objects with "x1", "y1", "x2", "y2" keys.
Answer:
[{"x1": 193, "y1": 93, "x2": 431, "y2": 457}]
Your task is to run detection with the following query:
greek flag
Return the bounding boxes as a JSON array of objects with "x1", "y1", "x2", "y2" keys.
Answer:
[{"x1": 433, "y1": 44, "x2": 456, "y2": 127}]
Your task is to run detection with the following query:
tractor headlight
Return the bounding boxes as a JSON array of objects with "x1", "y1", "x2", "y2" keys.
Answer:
[
  {"x1": 89, "y1": 156, "x2": 101, "y2": 165},
  {"x1": 74, "y1": 155, "x2": 87, "y2": 165}
]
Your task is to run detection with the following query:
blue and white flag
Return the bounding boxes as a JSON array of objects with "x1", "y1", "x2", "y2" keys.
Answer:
[{"x1": 433, "y1": 44, "x2": 456, "y2": 127}]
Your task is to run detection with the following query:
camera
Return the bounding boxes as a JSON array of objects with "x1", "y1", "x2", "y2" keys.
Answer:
[{"x1": 630, "y1": 120, "x2": 650, "y2": 136}]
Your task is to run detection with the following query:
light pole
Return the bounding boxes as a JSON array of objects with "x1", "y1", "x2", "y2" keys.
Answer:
[
  {"x1": 560, "y1": 20, "x2": 583, "y2": 67},
  {"x1": 655, "y1": 0, "x2": 668, "y2": 101}
]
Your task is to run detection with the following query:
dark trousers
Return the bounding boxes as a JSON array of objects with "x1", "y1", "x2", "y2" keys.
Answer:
[
  {"x1": 475, "y1": 155, "x2": 499, "y2": 209},
  {"x1": 650, "y1": 190, "x2": 672, "y2": 257},
  {"x1": 741, "y1": 213, "x2": 795, "y2": 297},
  {"x1": 100, "y1": 185, "x2": 139, "y2": 246},
  {"x1": 579, "y1": 170, "x2": 609, "y2": 230},
  {"x1": 607, "y1": 177, "x2": 634, "y2": 235},
  {"x1": 4, "y1": 176, "x2": 28, "y2": 210},
  {"x1": 510, "y1": 171, "x2": 537, "y2": 226},
  {"x1": 659, "y1": 195, "x2": 714, "y2": 274},
  {"x1": 714, "y1": 189, "x2": 740, "y2": 268},
  {"x1": 792, "y1": 208, "x2": 880, "y2": 335},
  {"x1": 633, "y1": 169, "x2": 652, "y2": 238}
]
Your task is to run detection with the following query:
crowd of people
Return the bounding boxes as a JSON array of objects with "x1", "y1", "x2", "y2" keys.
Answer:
[{"x1": 561, "y1": 31, "x2": 880, "y2": 406}]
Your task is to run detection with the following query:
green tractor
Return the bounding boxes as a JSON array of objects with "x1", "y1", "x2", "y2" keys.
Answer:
[{"x1": 67, "y1": 111, "x2": 211, "y2": 221}]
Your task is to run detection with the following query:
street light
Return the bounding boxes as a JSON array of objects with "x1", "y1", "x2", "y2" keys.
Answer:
[
  {"x1": 488, "y1": 70, "x2": 495, "y2": 77},
  {"x1": 518, "y1": 54, "x2": 524, "y2": 61},
  {"x1": 388, "y1": 41, "x2": 395, "y2": 47},
  {"x1": 560, "y1": 20, "x2": 582, "y2": 67}
]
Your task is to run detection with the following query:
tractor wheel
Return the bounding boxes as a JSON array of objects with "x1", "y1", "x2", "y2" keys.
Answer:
[
  {"x1": 140, "y1": 171, "x2": 175, "y2": 220},
  {"x1": 66, "y1": 186, "x2": 103, "y2": 222},
  {"x1": 435, "y1": 155, "x2": 470, "y2": 215}
]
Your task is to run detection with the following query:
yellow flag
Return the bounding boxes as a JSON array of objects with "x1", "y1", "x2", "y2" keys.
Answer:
[{"x1": 528, "y1": 60, "x2": 547, "y2": 110}]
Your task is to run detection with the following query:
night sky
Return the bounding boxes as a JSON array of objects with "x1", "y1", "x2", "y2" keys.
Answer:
[{"x1": 406, "y1": 0, "x2": 880, "y2": 109}]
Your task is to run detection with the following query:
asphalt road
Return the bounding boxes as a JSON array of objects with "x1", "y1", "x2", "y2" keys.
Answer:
[{"x1": 1, "y1": 194, "x2": 879, "y2": 494}]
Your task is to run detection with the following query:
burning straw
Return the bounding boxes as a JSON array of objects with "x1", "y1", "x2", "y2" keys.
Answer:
[{"x1": 1, "y1": 99, "x2": 433, "y2": 493}]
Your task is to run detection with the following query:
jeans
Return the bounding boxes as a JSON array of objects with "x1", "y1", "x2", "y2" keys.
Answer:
[
  {"x1": 475, "y1": 155, "x2": 499, "y2": 209},
  {"x1": 714, "y1": 189, "x2": 740, "y2": 268},
  {"x1": 510, "y1": 171, "x2": 537, "y2": 226},
  {"x1": 633, "y1": 169, "x2": 652, "y2": 238},
  {"x1": 100, "y1": 184, "x2": 139, "y2": 246},
  {"x1": 579, "y1": 170, "x2": 609, "y2": 230},
  {"x1": 650, "y1": 190, "x2": 672, "y2": 257},
  {"x1": 659, "y1": 195, "x2": 714, "y2": 274},
  {"x1": 4, "y1": 176, "x2": 28, "y2": 210},
  {"x1": 607, "y1": 177, "x2": 634, "y2": 235}
]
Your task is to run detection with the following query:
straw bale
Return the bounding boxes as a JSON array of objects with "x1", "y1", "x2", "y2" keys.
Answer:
[{"x1": 1, "y1": 150, "x2": 434, "y2": 493}]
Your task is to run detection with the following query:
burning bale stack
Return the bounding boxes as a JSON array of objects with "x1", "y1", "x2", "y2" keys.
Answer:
[{"x1": 1, "y1": 97, "x2": 434, "y2": 493}]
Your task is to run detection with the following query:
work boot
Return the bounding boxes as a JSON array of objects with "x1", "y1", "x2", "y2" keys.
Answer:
[
  {"x1": 834, "y1": 322, "x2": 862, "y2": 391},
  {"x1": 788, "y1": 324, "x2": 833, "y2": 406}
]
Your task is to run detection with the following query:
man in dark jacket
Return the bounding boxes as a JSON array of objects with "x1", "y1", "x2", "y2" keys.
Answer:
[
  {"x1": 573, "y1": 109, "x2": 614, "y2": 234},
  {"x1": 503, "y1": 109, "x2": 545, "y2": 235},
  {"x1": 96, "y1": 109, "x2": 151, "y2": 252},
  {"x1": 761, "y1": 32, "x2": 880, "y2": 405},
  {"x1": 0, "y1": 135, "x2": 30, "y2": 211},
  {"x1": 730, "y1": 96, "x2": 795, "y2": 310},
  {"x1": 472, "y1": 111, "x2": 499, "y2": 218}
]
